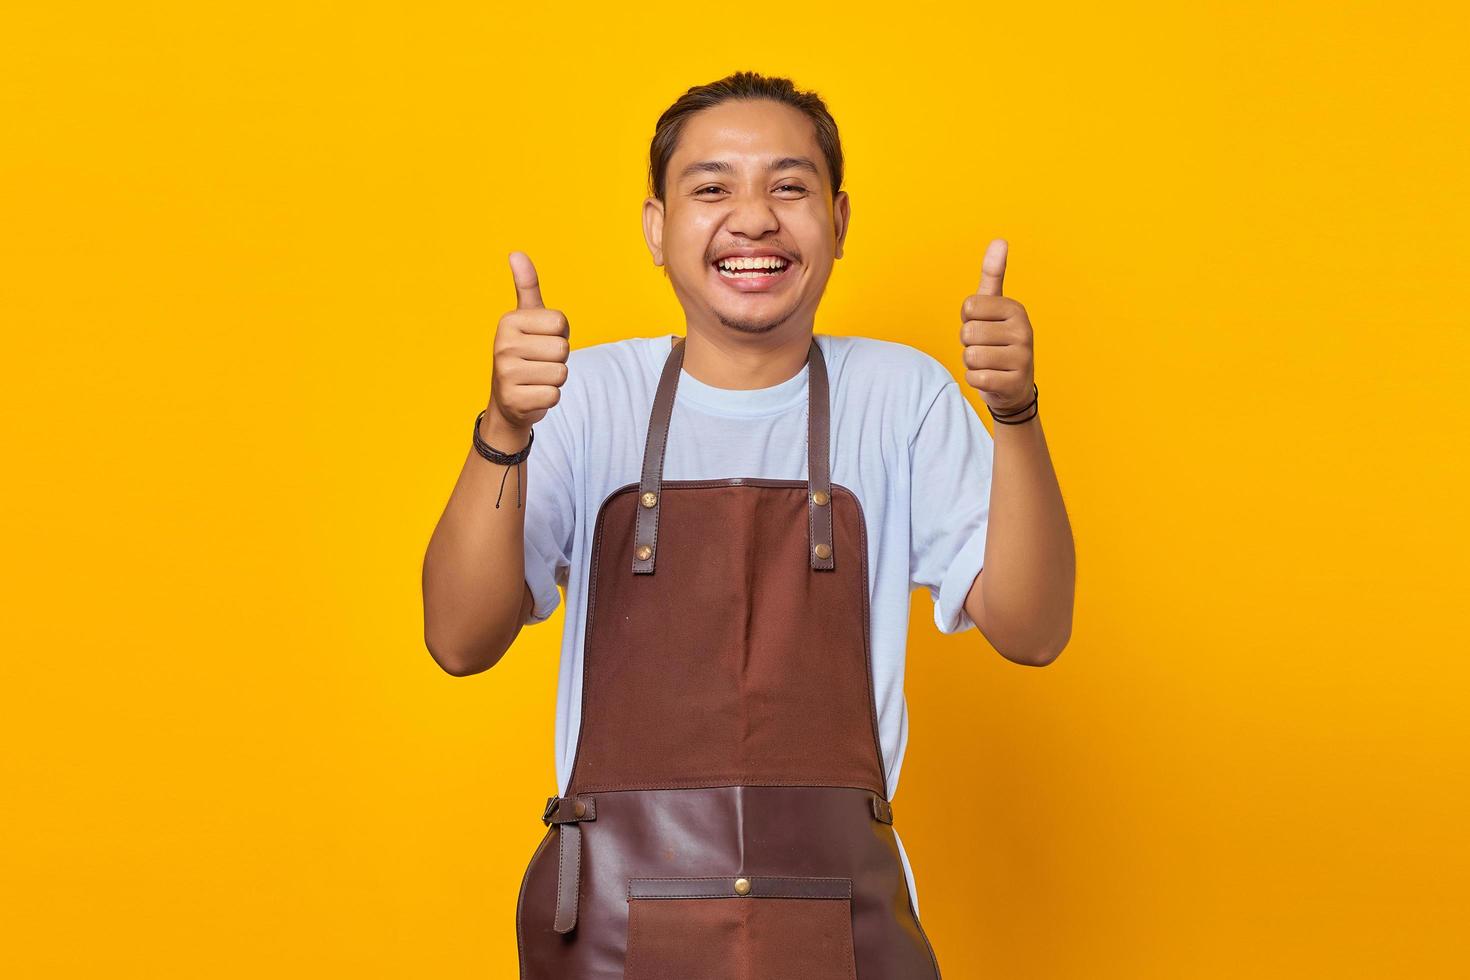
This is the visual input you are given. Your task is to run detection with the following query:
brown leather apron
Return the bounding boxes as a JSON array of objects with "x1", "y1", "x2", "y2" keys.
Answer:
[{"x1": 516, "y1": 335, "x2": 943, "y2": 978}]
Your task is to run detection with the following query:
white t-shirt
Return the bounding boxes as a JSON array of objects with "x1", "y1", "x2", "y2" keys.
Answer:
[{"x1": 519, "y1": 331, "x2": 995, "y2": 918}]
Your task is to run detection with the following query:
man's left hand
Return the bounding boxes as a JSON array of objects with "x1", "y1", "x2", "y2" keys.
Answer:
[{"x1": 959, "y1": 239, "x2": 1035, "y2": 415}]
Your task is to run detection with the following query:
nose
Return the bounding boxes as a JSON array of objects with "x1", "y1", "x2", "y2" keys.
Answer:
[{"x1": 723, "y1": 190, "x2": 780, "y2": 240}]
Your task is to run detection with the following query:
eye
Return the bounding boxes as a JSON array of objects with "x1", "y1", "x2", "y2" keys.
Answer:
[{"x1": 694, "y1": 184, "x2": 807, "y2": 197}]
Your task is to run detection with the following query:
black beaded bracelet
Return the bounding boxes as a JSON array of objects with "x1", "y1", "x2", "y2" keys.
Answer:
[
  {"x1": 473, "y1": 409, "x2": 534, "y2": 509},
  {"x1": 987, "y1": 383, "x2": 1039, "y2": 425}
]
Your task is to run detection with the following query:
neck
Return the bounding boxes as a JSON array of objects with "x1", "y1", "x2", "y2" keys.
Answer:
[{"x1": 675, "y1": 325, "x2": 813, "y2": 390}]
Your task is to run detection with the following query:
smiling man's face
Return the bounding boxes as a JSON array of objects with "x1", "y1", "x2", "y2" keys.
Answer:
[{"x1": 643, "y1": 99, "x2": 850, "y2": 338}]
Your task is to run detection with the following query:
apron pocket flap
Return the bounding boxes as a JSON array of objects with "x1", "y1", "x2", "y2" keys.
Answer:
[
  {"x1": 628, "y1": 875, "x2": 851, "y2": 900},
  {"x1": 625, "y1": 875, "x2": 855, "y2": 980}
]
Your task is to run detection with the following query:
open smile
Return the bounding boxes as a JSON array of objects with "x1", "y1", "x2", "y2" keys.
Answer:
[{"x1": 709, "y1": 255, "x2": 797, "y2": 293}]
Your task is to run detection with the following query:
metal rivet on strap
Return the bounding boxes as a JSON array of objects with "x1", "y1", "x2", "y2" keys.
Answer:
[
  {"x1": 733, "y1": 877, "x2": 751, "y2": 896},
  {"x1": 813, "y1": 543, "x2": 832, "y2": 560},
  {"x1": 811, "y1": 489, "x2": 829, "y2": 506},
  {"x1": 636, "y1": 545, "x2": 652, "y2": 561},
  {"x1": 640, "y1": 491, "x2": 657, "y2": 508},
  {"x1": 573, "y1": 800, "x2": 586, "y2": 818}
]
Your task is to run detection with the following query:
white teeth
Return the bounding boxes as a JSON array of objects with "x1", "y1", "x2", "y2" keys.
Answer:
[{"x1": 717, "y1": 255, "x2": 789, "y2": 272}]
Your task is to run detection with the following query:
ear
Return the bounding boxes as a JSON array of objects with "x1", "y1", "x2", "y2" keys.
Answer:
[
  {"x1": 642, "y1": 196, "x2": 666, "y2": 266},
  {"x1": 833, "y1": 190, "x2": 850, "y2": 260}
]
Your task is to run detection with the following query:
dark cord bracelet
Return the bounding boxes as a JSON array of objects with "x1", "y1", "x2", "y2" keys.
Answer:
[
  {"x1": 987, "y1": 383, "x2": 1039, "y2": 425},
  {"x1": 473, "y1": 409, "x2": 534, "y2": 509}
]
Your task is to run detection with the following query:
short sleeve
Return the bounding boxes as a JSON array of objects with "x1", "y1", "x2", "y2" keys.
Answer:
[
  {"x1": 521, "y1": 392, "x2": 577, "y2": 626},
  {"x1": 909, "y1": 381, "x2": 995, "y2": 635}
]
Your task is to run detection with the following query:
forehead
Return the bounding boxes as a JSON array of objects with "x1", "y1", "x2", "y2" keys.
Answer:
[{"x1": 669, "y1": 99, "x2": 827, "y2": 184}]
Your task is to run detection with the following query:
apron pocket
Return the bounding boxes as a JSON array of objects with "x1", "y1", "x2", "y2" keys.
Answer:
[{"x1": 624, "y1": 875, "x2": 855, "y2": 980}]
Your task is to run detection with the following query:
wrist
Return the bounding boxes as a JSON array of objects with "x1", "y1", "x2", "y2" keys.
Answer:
[
  {"x1": 986, "y1": 382, "x2": 1039, "y2": 425},
  {"x1": 480, "y1": 404, "x2": 533, "y2": 451}
]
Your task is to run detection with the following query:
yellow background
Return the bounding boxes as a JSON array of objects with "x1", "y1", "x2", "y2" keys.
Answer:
[{"x1": 4, "y1": 1, "x2": 1467, "y2": 976}]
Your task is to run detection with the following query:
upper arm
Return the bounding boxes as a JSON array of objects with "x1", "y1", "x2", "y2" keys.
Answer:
[
  {"x1": 519, "y1": 580, "x2": 537, "y2": 627},
  {"x1": 962, "y1": 567, "x2": 989, "y2": 640},
  {"x1": 908, "y1": 380, "x2": 996, "y2": 636},
  {"x1": 521, "y1": 374, "x2": 579, "y2": 626}
]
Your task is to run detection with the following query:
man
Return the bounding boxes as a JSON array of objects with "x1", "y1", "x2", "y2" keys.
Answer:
[{"x1": 422, "y1": 71, "x2": 1074, "y2": 978}]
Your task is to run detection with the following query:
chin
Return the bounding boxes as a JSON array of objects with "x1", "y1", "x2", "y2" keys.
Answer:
[
  {"x1": 711, "y1": 299, "x2": 803, "y2": 335},
  {"x1": 713, "y1": 315, "x2": 786, "y2": 334}
]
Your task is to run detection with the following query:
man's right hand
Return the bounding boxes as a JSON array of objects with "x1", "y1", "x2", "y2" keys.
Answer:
[{"x1": 485, "y1": 251, "x2": 572, "y2": 437}]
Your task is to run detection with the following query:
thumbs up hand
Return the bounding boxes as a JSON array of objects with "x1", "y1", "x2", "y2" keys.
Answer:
[
  {"x1": 486, "y1": 251, "x2": 572, "y2": 434},
  {"x1": 959, "y1": 239, "x2": 1036, "y2": 417}
]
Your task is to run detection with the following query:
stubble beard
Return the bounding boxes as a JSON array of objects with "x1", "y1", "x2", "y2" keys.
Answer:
[{"x1": 713, "y1": 298, "x2": 800, "y2": 335}]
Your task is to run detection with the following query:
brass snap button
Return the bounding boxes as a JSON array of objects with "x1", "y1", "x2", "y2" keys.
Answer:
[
  {"x1": 811, "y1": 489, "x2": 829, "y2": 506},
  {"x1": 636, "y1": 545, "x2": 653, "y2": 561},
  {"x1": 733, "y1": 877, "x2": 751, "y2": 896},
  {"x1": 573, "y1": 800, "x2": 586, "y2": 818},
  {"x1": 813, "y1": 543, "x2": 832, "y2": 560},
  {"x1": 640, "y1": 491, "x2": 657, "y2": 508}
]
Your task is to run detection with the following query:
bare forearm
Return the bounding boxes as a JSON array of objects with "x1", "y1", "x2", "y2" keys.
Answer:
[
  {"x1": 423, "y1": 251, "x2": 573, "y2": 675},
  {"x1": 967, "y1": 414, "x2": 1075, "y2": 665},
  {"x1": 954, "y1": 240, "x2": 1074, "y2": 665},
  {"x1": 421, "y1": 408, "x2": 535, "y2": 675}
]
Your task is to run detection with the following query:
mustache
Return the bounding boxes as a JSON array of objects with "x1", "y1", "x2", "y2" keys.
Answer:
[{"x1": 705, "y1": 243, "x2": 800, "y2": 262}]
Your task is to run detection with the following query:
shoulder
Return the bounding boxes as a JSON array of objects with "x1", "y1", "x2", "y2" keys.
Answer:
[
  {"x1": 820, "y1": 333, "x2": 957, "y2": 410},
  {"x1": 557, "y1": 334, "x2": 661, "y2": 408},
  {"x1": 565, "y1": 334, "x2": 654, "y2": 384},
  {"x1": 533, "y1": 335, "x2": 657, "y2": 450}
]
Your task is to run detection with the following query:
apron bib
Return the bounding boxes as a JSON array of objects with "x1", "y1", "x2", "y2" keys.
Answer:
[{"x1": 516, "y1": 335, "x2": 943, "y2": 978}]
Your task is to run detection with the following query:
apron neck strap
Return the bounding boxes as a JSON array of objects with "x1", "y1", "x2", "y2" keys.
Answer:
[{"x1": 632, "y1": 335, "x2": 835, "y2": 575}]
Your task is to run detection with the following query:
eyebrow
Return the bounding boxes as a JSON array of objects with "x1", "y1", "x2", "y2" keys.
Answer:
[{"x1": 678, "y1": 156, "x2": 822, "y2": 182}]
